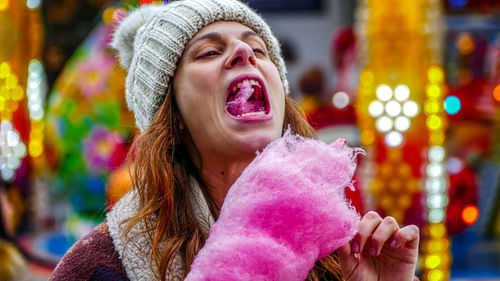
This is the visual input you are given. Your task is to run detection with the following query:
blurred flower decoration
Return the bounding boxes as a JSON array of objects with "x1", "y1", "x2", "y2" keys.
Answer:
[
  {"x1": 45, "y1": 9, "x2": 136, "y2": 223},
  {"x1": 76, "y1": 51, "x2": 114, "y2": 98}
]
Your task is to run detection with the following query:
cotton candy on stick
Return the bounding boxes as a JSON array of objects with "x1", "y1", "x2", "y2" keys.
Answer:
[{"x1": 185, "y1": 131, "x2": 362, "y2": 281}]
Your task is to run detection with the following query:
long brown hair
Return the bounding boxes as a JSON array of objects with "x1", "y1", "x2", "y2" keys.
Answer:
[{"x1": 124, "y1": 86, "x2": 345, "y2": 280}]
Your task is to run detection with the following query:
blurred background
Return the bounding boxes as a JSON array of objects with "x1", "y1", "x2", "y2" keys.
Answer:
[{"x1": 0, "y1": 0, "x2": 499, "y2": 280}]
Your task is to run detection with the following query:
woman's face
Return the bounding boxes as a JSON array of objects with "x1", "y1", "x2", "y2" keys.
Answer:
[{"x1": 173, "y1": 21, "x2": 285, "y2": 160}]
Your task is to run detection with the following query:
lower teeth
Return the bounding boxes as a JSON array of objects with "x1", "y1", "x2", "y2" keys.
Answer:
[{"x1": 239, "y1": 111, "x2": 266, "y2": 117}]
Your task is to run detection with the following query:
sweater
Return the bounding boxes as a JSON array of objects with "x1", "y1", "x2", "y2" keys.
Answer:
[{"x1": 50, "y1": 182, "x2": 213, "y2": 281}]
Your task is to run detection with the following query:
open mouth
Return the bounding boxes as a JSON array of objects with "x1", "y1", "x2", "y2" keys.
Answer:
[{"x1": 225, "y1": 76, "x2": 270, "y2": 118}]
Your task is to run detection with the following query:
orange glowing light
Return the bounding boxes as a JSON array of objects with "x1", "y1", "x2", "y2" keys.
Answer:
[
  {"x1": 461, "y1": 204, "x2": 479, "y2": 225},
  {"x1": 494, "y1": 85, "x2": 500, "y2": 102}
]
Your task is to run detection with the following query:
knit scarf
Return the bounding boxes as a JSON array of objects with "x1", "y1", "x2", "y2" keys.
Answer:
[{"x1": 107, "y1": 181, "x2": 215, "y2": 281}]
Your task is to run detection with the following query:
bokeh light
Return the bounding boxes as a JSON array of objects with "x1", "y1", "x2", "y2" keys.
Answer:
[
  {"x1": 394, "y1": 116, "x2": 410, "y2": 132},
  {"x1": 461, "y1": 204, "x2": 479, "y2": 225},
  {"x1": 332, "y1": 91, "x2": 349, "y2": 109},
  {"x1": 376, "y1": 116, "x2": 393, "y2": 132},
  {"x1": 403, "y1": 100, "x2": 419, "y2": 117},
  {"x1": 376, "y1": 84, "x2": 392, "y2": 101},
  {"x1": 493, "y1": 84, "x2": 500, "y2": 102},
  {"x1": 0, "y1": 0, "x2": 8, "y2": 11},
  {"x1": 385, "y1": 100, "x2": 402, "y2": 117},
  {"x1": 385, "y1": 131, "x2": 403, "y2": 147},
  {"x1": 444, "y1": 95, "x2": 461, "y2": 115},
  {"x1": 394, "y1": 84, "x2": 410, "y2": 101},
  {"x1": 428, "y1": 66, "x2": 444, "y2": 84},
  {"x1": 368, "y1": 100, "x2": 384, "y2": 117},
  {"x1": 449, "y1": 0, "x2": 468, "y2": 8}
]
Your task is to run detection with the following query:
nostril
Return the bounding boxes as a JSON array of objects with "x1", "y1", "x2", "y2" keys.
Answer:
[{"x1": 231, "y1": 57, "x2": 241, "y2": 66}]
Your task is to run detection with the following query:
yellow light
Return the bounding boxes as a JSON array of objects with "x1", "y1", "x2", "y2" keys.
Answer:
[
  {"x1": 5, "y1": 75, "x2": 18, "y2": 89},
  {"x1": 0, "y1": 0, "x2": 8, "y2": 11},
  {"x1": 360, "y1": 130, "x2": 375, "y2": 146},
  {"x1": 429, "y1": 133, "x2": 445, "y2": 146},
  {"x1": 102, "y1": 7, "x2": 115, "y2": 24},
  {"x1": 456, "y1": 33, "x2": 474, "y2": 55},
  {"x1": 425, "y1": 254, "x2": 442, "y2": 269},
  {"x1": 425, "y1": 100, "x2": 441, "y2": 114},
  {"x1": 30, "y1": 130, "x2": 44, "y2": 141},
  {"x1": 29, "y1": 141, "x2": 43, "y2": 157},
  {"x1": 397, "y1": 195, "x2": 411, "y2": 209},
  {"x1": 427, "y1": 115, "x2": 442, "y2": 130},
  {"x1": 370, "y1": 179, "x2": 382, "y2": 193},
  {"x1": 428, "y1": 269, "x2": 445, "y2": 281},
  {"x1": 380, "y1": 196, "x2": 393, "y2": 210},
  {"x1": 426, "y1": 239, "x2": 449, "y2": 252},
  {"x1": 389, "y1": 179, "x2": 402, "y2": 192},
  {"x1": 429, "y1": 223, "x2": 446, "y2": 238},
  {"x1": 0, "y1": 62, "x2": 10, "y2": 78},
  {"x1": 380, "y1": 164, "x2": 392, "y2": 178},
  {"x1": 360, "y1": 70, "x2": 375, "y2": 85},
  {"x1": 0, "y1": 87, "x2": 8, "y2": 99},
  {"x1": 398, "y1": 164, "x2": 411, "y2": 178},
  {"x1": 461, "y1": 204, "x2": 479, "y2": 225},
  {"x1": 0, "y1": 99, "x2": 4, "y2": 111},
  {"x1": 428, "y1": 66, "x2": 444, "y2": 84},
  {"x1": 493, "y1": 84, "x2": 500, "y2": 102},
  {"x1": 11, "y1": 86, "x2": 23, "y2": 101},
  {"x1": 426, "y1": 84, "x2": 442, "y2": 98}
]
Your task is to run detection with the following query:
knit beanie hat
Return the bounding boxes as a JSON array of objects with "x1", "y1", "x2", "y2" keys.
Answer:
[{"x1": 111, "y1": 0, "x2": 288, "y2": 132}]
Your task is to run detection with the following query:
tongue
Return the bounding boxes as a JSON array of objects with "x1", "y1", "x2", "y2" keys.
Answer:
[{"x1": 226, "y1": 80, "x2": 265, "y2": 116}]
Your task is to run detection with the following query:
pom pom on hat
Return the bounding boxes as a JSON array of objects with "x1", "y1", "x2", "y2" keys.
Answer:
[{"x1": 111, "y1": 5, "x2": 163, "y2": 70}]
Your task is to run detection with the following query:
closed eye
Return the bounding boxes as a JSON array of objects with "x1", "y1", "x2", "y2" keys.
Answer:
[
  {"x1": 253, "y1": 48, "x2": 267, "y2": 56},
  {"x1": 197, "y1": 50, "x2": 220, "y2": 59}
]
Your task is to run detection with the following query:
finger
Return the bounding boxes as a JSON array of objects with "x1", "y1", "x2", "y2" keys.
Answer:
[
  {"x1": 370, "y1": 216, "x2": 399, "y2": 256},
  {"x1": 337, "y1": 243, "x2": 360, "y2": 280},
  {"x1": 391, "y1": 224, "x2": 420, "y2": 249},
  {"x1": 352, "y1": 211, "x2": 383, "y2": 254}
]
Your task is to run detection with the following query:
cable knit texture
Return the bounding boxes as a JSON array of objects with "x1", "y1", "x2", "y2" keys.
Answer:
[
  {"x1": 111, "y1": 0, "x2": 288, "y2": 132},
  {"x1": 106, "y1": 182, "x2": 213, "y2": 281}
]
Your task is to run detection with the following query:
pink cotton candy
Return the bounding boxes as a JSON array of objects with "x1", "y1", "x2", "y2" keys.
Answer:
[
  {"x1": 185, "y1": 130, "x2": 363, "y2": 281},
  {"x1": 225, "y1": 80, "x2": 265, "y2": 116}
]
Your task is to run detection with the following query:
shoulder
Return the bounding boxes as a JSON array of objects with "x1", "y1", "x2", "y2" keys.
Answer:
[{"x1": 49, "y1": 223, "x2": 130, "y2": 281}]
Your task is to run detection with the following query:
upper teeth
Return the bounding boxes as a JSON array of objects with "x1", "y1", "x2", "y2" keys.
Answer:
[{"x1": 232, "y1": 79, "x2": 260, "y2": 93}]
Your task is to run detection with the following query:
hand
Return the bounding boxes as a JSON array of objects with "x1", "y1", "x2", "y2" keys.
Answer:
[{"x1": 337, "y1": 211, "x2": 420, "y2": 281}]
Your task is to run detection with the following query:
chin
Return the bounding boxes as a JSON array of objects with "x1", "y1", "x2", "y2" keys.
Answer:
[{"x1": 235, "y1": 129, "x2": 281, "y2": 154}]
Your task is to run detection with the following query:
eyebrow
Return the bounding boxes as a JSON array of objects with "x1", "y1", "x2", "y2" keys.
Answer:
[{"x1": 186, "y1": 30, "x2": 262, "y2": 51}]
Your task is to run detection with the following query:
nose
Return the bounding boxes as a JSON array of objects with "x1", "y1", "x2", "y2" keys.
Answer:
[{"x1": 225, "y1": 41, "x2": 256, "y2": 69}]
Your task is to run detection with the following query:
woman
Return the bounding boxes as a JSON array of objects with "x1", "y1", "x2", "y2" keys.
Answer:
[{"x1": 50, "y1": 0, "x2": 419, "y2": 280}]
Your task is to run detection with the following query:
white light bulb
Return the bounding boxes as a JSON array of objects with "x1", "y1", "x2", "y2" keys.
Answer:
[
  {"x1": 394, "y1": 85, "x2": 410, "y2": 101},
  {"x1": 368, "y1": 101, "x2": 384, "y2": 117},
  {"x1": 425, "y1": 178, "x2": 446, "y2": 193},
  {"x1": 332, "y1": 91, "x2": 349, "y2": 109},
  {"x1": 427, "y1": 163, "x2": 444, "y2": 177},
  {"x1": 402, "y1": 101, "x2": 419, "y2": 117},
  {"x1": 428, "y1": 146, "x2": 445, "y2": 162},
  {"x1": 394, "y1": 116, "x2": 411, "y2": 132},
  {"x1": 385, "y1": 100, "x2": 402, "y2": 117},
  {"x1": 447, "y1": 157, "x2": 463, "y2": 174},
  {"x1": 385, "y1": 131, "x2": 403, "y2": 147},
  {"x1": 376, "y1": 84, "x2": 393, "y2": 101},
  {"x1": 428, "y1": 208, "x2": 445, "y2": 223},
  {"x1": 376, "y1": 116, "x2": 393, "y2": 132}
]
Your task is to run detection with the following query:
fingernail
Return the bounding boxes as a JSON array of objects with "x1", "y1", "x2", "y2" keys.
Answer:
[
  {"x1": 369, "y1": 247, "x2": 377, "y2": 256},
  {"x1": 390, "y1": 240, "x2": 397, "y2": 248},
  {"x1": 352, "y1": 241, "x2": 360, "y2": 253}
]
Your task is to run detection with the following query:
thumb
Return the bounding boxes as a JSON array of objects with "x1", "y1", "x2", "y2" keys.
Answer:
[{"x1": 337, "y1": 242, "x2": 359, "y2": 279}]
